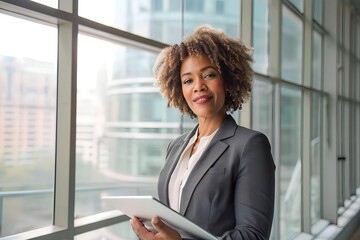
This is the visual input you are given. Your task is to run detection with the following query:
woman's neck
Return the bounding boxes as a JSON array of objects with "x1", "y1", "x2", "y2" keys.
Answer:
[{"x1": 197, "y1": 114, "x2": 226, "y2": 138}]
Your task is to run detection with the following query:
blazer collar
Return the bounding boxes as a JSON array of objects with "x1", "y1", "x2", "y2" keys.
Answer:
[
  {"x1": 179, "y1": 115, "x2": 237, "y2": 215},
  {"x1": 159, "y1": 115, "x2": 237, "y2": 212}
]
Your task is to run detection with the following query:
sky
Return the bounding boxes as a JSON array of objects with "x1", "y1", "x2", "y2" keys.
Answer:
[{"x1": 0, "y1": 14, "x2": 57, "y2": 62}]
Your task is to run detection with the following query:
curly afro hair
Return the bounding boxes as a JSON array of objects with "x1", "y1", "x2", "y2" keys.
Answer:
[{"x1": 153, "y1": 25, "x2": 253, "y2": 118}]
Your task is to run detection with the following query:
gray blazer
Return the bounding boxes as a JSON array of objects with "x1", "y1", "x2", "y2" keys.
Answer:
[{"x1": 158, "y1": 115, "x2": 275, "y2": 239}]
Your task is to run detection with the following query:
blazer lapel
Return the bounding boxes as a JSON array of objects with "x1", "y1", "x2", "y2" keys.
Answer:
[
  {"x1": 179, "y1": 115, "x2": 237, "y2": 215},
  {"x1": 158, "y1": 127, "x2": 197, "y2": 206}
]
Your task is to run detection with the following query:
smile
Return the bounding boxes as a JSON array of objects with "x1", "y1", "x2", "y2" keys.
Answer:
[{"x1": 193, "y1": 95, "x2": 213, "y2": 104}]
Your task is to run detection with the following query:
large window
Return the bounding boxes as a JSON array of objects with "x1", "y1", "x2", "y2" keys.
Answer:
[
  {"x1": 280, "y1": 87, "x2": 302, "y2": 239},
  {"x1": 1, "y1": 1, "x2": 360, "y2": 240},
  {"x1": 0, "y1": 13, "x2": 57, "y2": 237},
  {"x1": 76, "y1": 35, "x2": 169, "y2": 219}
]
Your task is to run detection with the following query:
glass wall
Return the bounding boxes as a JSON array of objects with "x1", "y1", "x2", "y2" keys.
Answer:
[
  {"x1": 0, "y1": 13, "x2": 57, "y2": 237},
  {"x1": 280, "y1": 87, "x2": 302, "y2": 239},
  {"x1": 76, "y1": 34, "x2": 165, "y2": 218},
  {"x1": 75, "y1": 0, "x2": 242, "y2": 237},
  {"x1": 0, "y1": 0, "x2": 360, "y2": 240}
]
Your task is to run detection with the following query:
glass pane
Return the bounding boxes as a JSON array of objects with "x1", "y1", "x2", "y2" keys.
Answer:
[
  {"x1": 289, "y1": 0, "x2": 304, "y2": 13},
  {"x1": 31, "y1": 0, "x2": 57, "y2": 8},
  {"x1": 280, "y1": 87, "x2": 302, "y2": 239},
  {"x1": 0, "y1": 14, "x2": 57, "y2": 236},
  {"x1": 253, "y1": 0, "x2": 269, "y2": 74},
  {"x1": 252, "y1": 79, "x2": 273, "y2": 145},
  {"x1": 76, "y1": 34, "x2": 182, "y2": 218},
  {"x1": 183, "y1": 0, "x2": 241, "y2": 38},
  {"x1": 75, "y1": 221, "x2": 137, "y2": 240},
  {"x1": 312, "y1": 31, "x2": 322, "y2": 89},
  {"x1": 313, "y1": 0, "x2": 323, "y2": 24},
  {"x1": 281, "y1": 6, "x2": 303, "y2": 84},
  {"x1": 79, "y1": 0, "x2": 183, "y2": 44},
  {"x1": 310, "y1": 93, "x2": 322, "y2": 231}
]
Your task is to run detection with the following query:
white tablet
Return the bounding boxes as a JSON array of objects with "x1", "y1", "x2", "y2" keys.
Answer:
[{"x1": 103, "y1": 195, "x2": 217, "y2": 240}]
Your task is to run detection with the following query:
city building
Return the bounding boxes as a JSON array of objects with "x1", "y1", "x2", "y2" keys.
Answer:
[{"x1": 0, "y1": 0, "x2": 360, "y2": 239}]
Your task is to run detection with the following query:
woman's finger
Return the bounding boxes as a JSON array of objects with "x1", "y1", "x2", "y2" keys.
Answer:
[
  {"x1": 151, "y1": 217, "x2": 181, "y2": 239},
  {"x1": 130, "y1": 217, "x2": 155, "y2": 240}
]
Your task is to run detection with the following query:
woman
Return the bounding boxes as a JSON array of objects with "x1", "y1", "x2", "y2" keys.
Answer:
[{"x1": 130, "y1": 25, "x2": 275, "y2": 240}]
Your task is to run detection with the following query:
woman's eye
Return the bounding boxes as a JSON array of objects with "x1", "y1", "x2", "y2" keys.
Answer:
[
  {"x1": 204, "y1": 73, "x2": 216, "y2": 79},
  {"x1": 183, "y1": 79, "x2": 192, "y2": 84}
]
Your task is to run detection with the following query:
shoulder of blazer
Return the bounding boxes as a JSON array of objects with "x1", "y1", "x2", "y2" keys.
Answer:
[
  {"x1": 168, "y1": 132, "x2": 189, "y2": 148},
  {"x1": 214, "y1": 115, "x2": 271, "y2": 151},
  {"x1": 166, "y1": 125, "x2": 198, "y2": 158}
]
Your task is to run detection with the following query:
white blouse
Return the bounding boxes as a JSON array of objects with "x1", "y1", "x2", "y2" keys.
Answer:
[{"x1": 168, "y1": 128, "x2": 219, "y2": 212}]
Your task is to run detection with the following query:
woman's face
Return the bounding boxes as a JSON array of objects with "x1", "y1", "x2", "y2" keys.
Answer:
[{"x1": 180, "y1": 54, "x2": 226, "y2": 120}]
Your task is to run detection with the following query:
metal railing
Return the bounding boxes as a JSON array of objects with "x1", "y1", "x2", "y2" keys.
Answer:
[{"x1": 0, "y1": 183, "x2": 155, "y2": 237}]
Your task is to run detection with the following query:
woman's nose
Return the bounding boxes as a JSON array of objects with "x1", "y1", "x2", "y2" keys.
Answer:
[{"x1": 194, "y1": 78, "x2": 206, "y2": 92}]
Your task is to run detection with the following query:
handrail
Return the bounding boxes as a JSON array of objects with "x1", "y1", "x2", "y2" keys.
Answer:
[
  {"x1": 0, "y1": 183, "x2": 155, "y2": 235},
  {"x1": 0, "y1": 182, "x2": 154, "y2": 197}
]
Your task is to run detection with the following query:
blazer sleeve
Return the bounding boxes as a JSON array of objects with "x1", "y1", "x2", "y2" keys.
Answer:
[{"x1": 220, "y1": 132, "x2": 275, "y2": 240}]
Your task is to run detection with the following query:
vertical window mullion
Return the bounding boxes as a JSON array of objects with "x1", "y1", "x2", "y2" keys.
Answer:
[
  {"x1": 54, "y1": 0, "x2": 77, "y2": 238},
  {"x1": 240, "y1": 0, "x2": 252, "y2": 128},
  {"x1": 269, "y1": 0, "x2": 282, "y2": 239},
  {"x1": 322, "y1": 0, "x2": 339, "y2": 224},
  {"x1": 302, "y1": 0, "x2": 313, "y2": 234}
]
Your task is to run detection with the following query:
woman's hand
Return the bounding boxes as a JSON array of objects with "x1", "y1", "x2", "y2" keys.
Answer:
[{"x1": 130, "y1": 216, "x2": 182, "y2": 240}]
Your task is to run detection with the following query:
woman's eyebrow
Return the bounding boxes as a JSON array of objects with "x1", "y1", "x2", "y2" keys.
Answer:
[
  {"x1": 199, "y1": 66, "x2": 217, "y2": 72},
  {"x1": 181, "y1": 66, "x2": 217, "y2": 78},
  {"x1": 181, "y1": 72, "x2": 191, "y2": 78}
]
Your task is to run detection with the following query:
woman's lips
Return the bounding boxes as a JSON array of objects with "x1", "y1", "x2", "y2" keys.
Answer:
[{"x1": 193, "y1": 95, "x2": 212, "y2": 104}]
